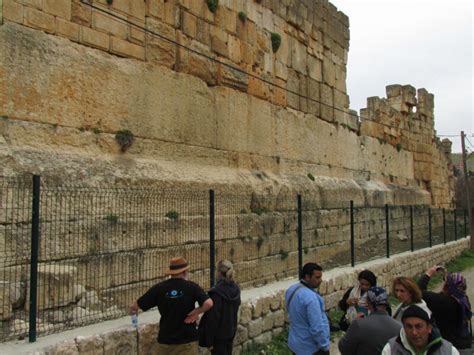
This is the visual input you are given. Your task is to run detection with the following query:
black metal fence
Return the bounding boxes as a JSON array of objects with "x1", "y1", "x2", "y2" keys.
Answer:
[{"x1": 0, "y1": 176, "x2": 469, "y2": 341}]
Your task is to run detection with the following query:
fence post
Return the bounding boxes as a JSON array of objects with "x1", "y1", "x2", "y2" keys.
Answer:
[
  {"x1": 428, "y1": 208, "x2": 432, "y2": 247},
  {"x1": 350, "y1": 201, "x2": 355, "y2": 267},
  {"x1": 454, "y1": 209, "x2": 457, "y2": 241},
  {"x1": 209, "y1": 190, "x2": 215, "y2": 287},
  {"x1": 29, "y1": 175, "x2": 40, "y2": 343},
  {"x1": 410, "y1": 206, "x2": 414, "y2": 252},
  {"x1": 385, "y1": 204, "x2": 390, "y2": 258},
  {"x1": 297, "y1": 194, "x2": 303, "y2": 274},
  {"x1": 443, "y1": 208, "x2": 446, "y2": 245}
]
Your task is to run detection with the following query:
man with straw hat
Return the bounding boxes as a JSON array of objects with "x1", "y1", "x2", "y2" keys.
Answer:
[{"x1": 130, "y1": 256, "x2": 213, "y2": 355}]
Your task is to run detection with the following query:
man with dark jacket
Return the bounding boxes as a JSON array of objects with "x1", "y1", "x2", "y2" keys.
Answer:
[
  {"x1": 338, "y1": 286, "x2": 401, "y2": 355},
  {"x1": 382, "y1": 305, "x2": 460, "y2": 355},
  {"x1": 199, "y1": 260, "x2": 241, "y2": 355}
]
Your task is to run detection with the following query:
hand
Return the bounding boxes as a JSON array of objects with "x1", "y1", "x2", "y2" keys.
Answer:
[
  {"x1": 347, "y1": 298, "x2": 358, "y2": 306},
  {"x1": 184, "y1": 309, "x2": 199, "y2": 324},
  {"x1": 129, "y1": 302, "x2": 139, "y2": 315},
  {"x1": 426, "y1": 265, "x2": 443, "y2": 277}
]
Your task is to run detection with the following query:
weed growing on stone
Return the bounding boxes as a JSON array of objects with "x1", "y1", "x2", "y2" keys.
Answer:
[
  {"x1": 207, "y1": 0, "x2": 218, "y2": 13},
  {"x1": 307, "y1": 173, "x2": 315, "y2": 181},
  {"x1": 104, "y1": 213, "x2": 118, "y2": 223},
  {"x1": 279, "y1": 249, "x2": 288, "y2": 260},
  {"x1": 251, "y1": 207, "x2": 269, "y2": 215},
  {"x1": 115, "y1": 129, "x2": 134, "y2": 152},
  {"x1": 165, "y1": 210, "x2": 179, "y2": 220},
  {"x1": 238, "y1": 11, "x2": 246, "y2": 22},
  {"x1": 271, "y1": 33, "x2": 282, "y2": 52}
]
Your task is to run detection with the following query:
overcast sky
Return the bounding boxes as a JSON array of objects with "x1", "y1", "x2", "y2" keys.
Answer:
[{"x1": 329, "y1": 0, "x2": 473, "y2": 153}]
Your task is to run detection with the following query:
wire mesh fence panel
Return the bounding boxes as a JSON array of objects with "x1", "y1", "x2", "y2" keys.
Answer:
[
  {"x1": 412, "y1": 206, "x2": 429, "y2": 250},
  {"x1": 430, "y1": 209, "x2": 445, "y2": 247},
  {"x1": 1, "y1": 174, "x2": 467, "y2": 341},
  {"x1": 445, "y1": 209, "x2": 458, "y2": 243},
  {"x1": 455, "y1": 209, "x2": 467, "y2": 240},
  {"x1": 7, "y1": 180, "x2": 210, "y2": 339},
  {"x1": 389, "y1": 206, "x2": 412, "y2": 255},
  {"x1": 353, "y1": 206, "x2": 387, "y2": 263},
  {"x1": 0, "y1": 176, "x2": 34, "y2": 341},
  {"x1": 215, "y1": 192, "x2": 298, "y2": 289},
  {"x1": 301, "y1": 199, "x2": 351, "y2": 270}
]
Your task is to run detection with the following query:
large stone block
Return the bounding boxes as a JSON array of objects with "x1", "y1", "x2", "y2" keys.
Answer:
[
  {"x1": 247, "y1": 318, "x2": 263, "y2": 338},
  {"x1": 102, "y1": 327, "x2": 138, "y2": 355},
  {"x1": 25, "y1": 7, "x2": 55, "y2": 33},
  {"x1": 26, "y1": 264, "x2": 77, "y2": 312},
  {"x1": 3, "y1": 0, "x2": 24, "y2": 24}
]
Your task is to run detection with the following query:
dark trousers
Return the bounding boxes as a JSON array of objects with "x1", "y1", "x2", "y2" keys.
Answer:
[
  {"x1": 210, "y1": 339, "x2": 233, "y2": 355},
  {"x1": 293, "y1": 351, "x2": 329, "y2": 355}
]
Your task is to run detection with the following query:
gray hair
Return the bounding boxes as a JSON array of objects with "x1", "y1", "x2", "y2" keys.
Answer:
[{"x1": 217, "y1": 260, "x2": 234, "y2": 281}]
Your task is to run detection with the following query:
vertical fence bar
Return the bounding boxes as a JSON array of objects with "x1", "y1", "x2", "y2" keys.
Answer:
[
  {"x1": 464, "y1": 209, "x2": 467, "y2": 238},
  {"x1": 350, "y1": 201, "x2": 355, "y2": 267},
  {"x1": 209, "y1": 190, "x2": 215, "y2": 287},
  {"x1": 297, "y1": 194, "x2": 303, "y2": 274},
  {"x1": 29, "y1": 175, "x2": 40, "y2": 343},
  {"x1": 454, "y1": 209, "x2": 457, "y2": 241},
  {"x1": 410, "y1": 206, "x2": 414, "y2": 252},
  {"x1": 443, "y1": 208, "x2": 446, "y2": 244},
  {"x1": 385, "y1": 204, "x2": 390, "y2": 258},
  {"x1": 428, "y1": 208, "x2": 432, "y2": 247}
]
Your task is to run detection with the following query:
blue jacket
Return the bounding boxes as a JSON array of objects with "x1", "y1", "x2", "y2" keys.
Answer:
[{"x1": 285, "y1": 281, "x2": 330, "y2": 355}]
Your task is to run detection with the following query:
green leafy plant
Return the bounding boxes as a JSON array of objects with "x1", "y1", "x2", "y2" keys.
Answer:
[
  {"x1": 104, "y1": 213, "x2": 118, "y2": 223},
  {"x1": 307, "y1": 173, "x2": 315, "y2": 181},
  {"x1": 238, "y1": 11, "x2": 246, "y2": 22},
  {"x1": 271, "y1": 32, "x2": 281, "y2": 53},
  {"x1": 251, "y1": 207, "x2": 269, "y2": 215},
  {"x1": 279, "y1": 249, "x2": 288, "y2": 260},
  {"x1": 92, "y1": 127, "x2": 102, "y2": 134},
  {"x1": 207, "y1": 0, "x2": 218, "y2": 13},
  {"x1": 115, "y1": 129, "x2": 134, "y2": 152},
  {"x1": 165, "y1": 210, "x2": 179, "y2": 220},
  {"x1": 396, "y1": 143, "x2": 402, "y2": 152}
]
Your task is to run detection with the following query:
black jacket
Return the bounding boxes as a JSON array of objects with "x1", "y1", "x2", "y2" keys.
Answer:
[
  {"x1": 199, "y1": 280, "x2": 241, "y2": 347},
  {"x1": 418, "y1": 274, "x2": 472, "y2": 349}
]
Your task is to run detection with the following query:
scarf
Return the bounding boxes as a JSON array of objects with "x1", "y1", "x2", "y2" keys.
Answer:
[{"x1": 445, "y1": 272, "x2": 472, "y2": 337}]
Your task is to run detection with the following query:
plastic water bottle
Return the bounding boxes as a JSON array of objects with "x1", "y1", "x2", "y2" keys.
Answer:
[{"x1": 131, "y1": 313, "x2": 138, "y2": 329}]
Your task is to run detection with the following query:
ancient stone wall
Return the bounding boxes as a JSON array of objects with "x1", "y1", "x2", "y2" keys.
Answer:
[
  {"x1": 360, "y1": 85, "x2": 455, "y2": 207},
  {"x1": 0, "y1": 0, "x2": 459, "y2": 341},
  {"x1": 12, "y1": 238, "x2": 468, "y2": 354}
]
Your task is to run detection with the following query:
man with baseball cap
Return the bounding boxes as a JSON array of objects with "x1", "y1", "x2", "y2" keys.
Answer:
[
  {"x1": 129, "y1": 256, "x2": 213, "y2": 355},
  {"x1": 382, "y1": 305, "x2": 460, "y2": 355},
  {"x1": 338, "y1": 286, "x2": 401, "y2": 355}
]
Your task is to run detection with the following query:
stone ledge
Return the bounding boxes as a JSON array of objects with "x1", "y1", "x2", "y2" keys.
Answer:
[{"x1": 2, "y1": 237, "x2": 469, "y2": 354}]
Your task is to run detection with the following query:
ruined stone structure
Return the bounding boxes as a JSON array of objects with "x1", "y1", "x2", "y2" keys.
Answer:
[
  {"x1": 0, "y1": 0, "x2": 453, "y2": 205},
  {"x1": 0, "y1": 0, "x2": 459, "y2": 343}
]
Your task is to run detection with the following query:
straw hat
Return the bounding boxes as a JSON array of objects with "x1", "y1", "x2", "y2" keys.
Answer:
[{"x1": 165, "y1": 256, "x2": 190, "y2": 275}]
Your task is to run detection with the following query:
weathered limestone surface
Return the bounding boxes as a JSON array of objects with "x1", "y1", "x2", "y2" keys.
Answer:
[
  {"x1": 0, "y1": 0, "x2": 457, "y2": 344},
  {"x1": 22, "y1": 239, "x2": 469, "y2": 354}
]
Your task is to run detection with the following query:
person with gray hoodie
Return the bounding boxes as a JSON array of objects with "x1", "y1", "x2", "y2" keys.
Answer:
[{"x1": 198, "y1": 260, "x2": 241, "y2": 355}]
